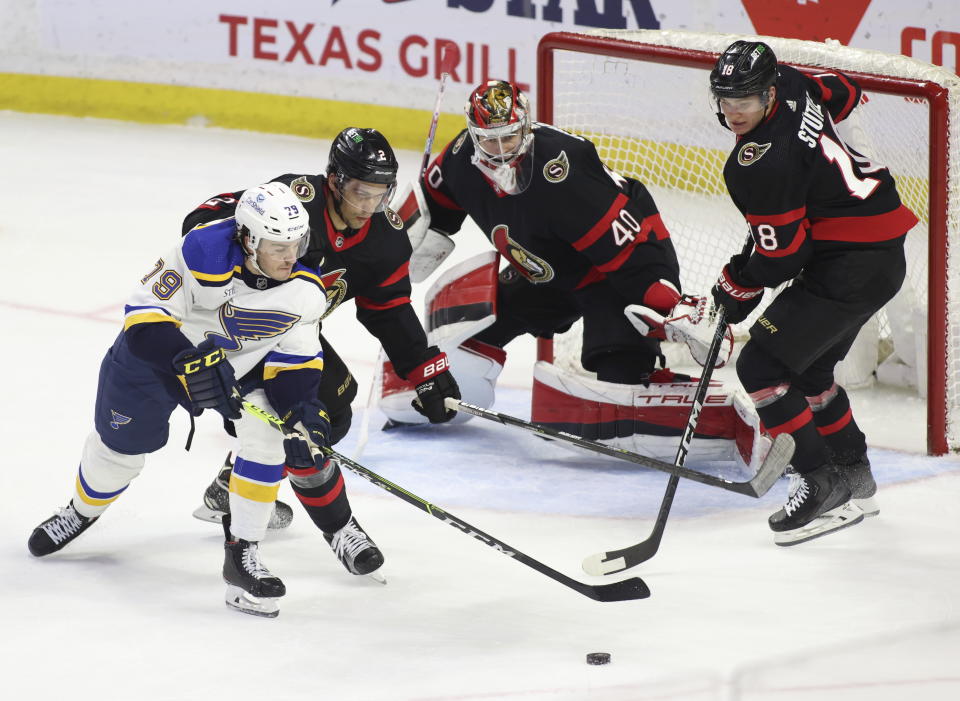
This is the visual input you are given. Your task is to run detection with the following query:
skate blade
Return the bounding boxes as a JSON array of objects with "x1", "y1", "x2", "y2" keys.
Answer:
[
  {"x1": 774, "y1": 502, "x2": 865, "y2": 546},
  {"x1": 853, "y1": 495, "x2": 879, "y2": 518},
  {"x1": 224, "y1": 584, "x2": 280, "y2": 617},
  {"x1": 366, "y1": 570, "x2": 387, "y2": 585},
  {"x1": 192, "y1": 505, "x2": 225, "y2": 524},
  {"x1": 193, "y1": 505, "x2": 292, "y2": 530}
]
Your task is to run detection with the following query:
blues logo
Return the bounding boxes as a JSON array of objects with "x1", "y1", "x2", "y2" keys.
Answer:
[
  {"x1": 109, "y1": 410, "x2": 132, "y2": 430},
  {"x1": 205, "y1": 303, "x2": 301, "y2": 351}
]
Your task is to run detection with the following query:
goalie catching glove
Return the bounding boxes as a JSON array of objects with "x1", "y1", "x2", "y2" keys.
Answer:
[
  {"x1": 625, "y1": 281, "x2": 733, "y2": 368},
  {"x1": 711, "y1": 253, "x2": 764, "y2": 325},
  {"x1": 281, "y1": 399, "x2": 332, "y2": 469},
  {"x1": 172, "y1": 341, "x2": 242, "y2": 420},
  {"x1": 409, "y1": 347, "x2": 461, "y2": 423}
]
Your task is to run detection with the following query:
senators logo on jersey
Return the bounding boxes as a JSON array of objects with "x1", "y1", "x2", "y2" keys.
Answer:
[
  {"x1": 738, "y1": 142, "x2": 772, "y2": 166},
  {"x1": 205, "y1": 303, "x2": 301, "y2": 351},
  {"x1": 491, "y1": 224, "x2": 554, "y2": 283},
  {"x1": 320, "y1": 269, "x2": 348, "y2": 319}
]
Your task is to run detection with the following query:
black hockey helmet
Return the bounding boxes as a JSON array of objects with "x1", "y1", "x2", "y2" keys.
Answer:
[
  {"x1": 710, "y1": 40, "x2": 778, "y2": 99},
  {"x1": 326, "y1": 127, "x2": 399, "y2": 186}
]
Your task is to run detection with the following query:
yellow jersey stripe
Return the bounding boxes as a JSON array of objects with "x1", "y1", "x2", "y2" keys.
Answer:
[
  {"x1": 262, "y1": 358, "x2": 324, "y2": 381},
  {"x1": 123, "y1": 313, "x2": 183, "y2": 331}
]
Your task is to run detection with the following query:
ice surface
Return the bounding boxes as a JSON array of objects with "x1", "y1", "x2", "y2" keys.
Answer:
[{"x1": 2, "y1": 112, "x2": 958, "y2": 700}]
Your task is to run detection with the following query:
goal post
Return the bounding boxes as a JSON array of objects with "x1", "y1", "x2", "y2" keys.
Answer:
[{"x1": 536, "y1": 29, "x2": 960, "y2": 455}]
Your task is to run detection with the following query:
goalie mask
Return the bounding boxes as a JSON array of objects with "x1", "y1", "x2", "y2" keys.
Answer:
[
  {"x1": 236, "y1": 182, "x2": 310, "y2": 280},
  {"x1": 326, "y1": 127, "x2": 399, "y2": 224},
  {"x1": 465, "y1": 80, "x2": 535, "y2": 194},
  {"x1": 709, "y1": 41, "x2": 778, "y2": 131}
]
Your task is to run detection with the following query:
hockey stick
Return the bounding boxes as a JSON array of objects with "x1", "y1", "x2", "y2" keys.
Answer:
[
  {"x1": 582, "y1": 239, "x2": 775, "y2": 576},
  {"x1": 445, "y1": 397, "x2": 792, "y2": 498},
  {"x1": 237, "y1": 395, "x2": 650, "y2": 603},
  {"x1": 419, "y1": 48, "x2": 450, "y2": 179}
]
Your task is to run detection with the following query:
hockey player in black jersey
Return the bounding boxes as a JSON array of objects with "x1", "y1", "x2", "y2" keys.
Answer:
[
  {"x1": 708, "y1": 41, "x2": 918, "y2": 545},
  {"x1": 385, "y1": 79, "x2": 734, "y2": 455},
  {"x1": 184, "y1": 127, "x2": 461, "y2": 578}
]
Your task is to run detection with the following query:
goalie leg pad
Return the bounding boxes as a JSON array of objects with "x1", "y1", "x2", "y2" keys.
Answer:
[
  {"x1": 380, "y1": 252, "x2": 502, "y2": 425},
  {"x1": 531, "y1": 361, "x2": 763, "y2": 469},
  {"x1": 379, "y1": 340, "x2": 505, "y2": 425}
]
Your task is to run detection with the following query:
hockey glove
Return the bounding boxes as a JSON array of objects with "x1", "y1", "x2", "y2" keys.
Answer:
[
  {"x1": 711, "y1": 254, "x2": 764, "y2": 325},
  {"x1": 281, "y1": 399, "x2": 332, "y2": 469},
  {"x1": 409, "y1": 347, "x2": 461, "y2": 423},
  {"x1": 172, "y1": 341, "x2": 241, "y2": 420},
  {"x1": 624, "y1": 295, "x2": 733, "y2": 368}
]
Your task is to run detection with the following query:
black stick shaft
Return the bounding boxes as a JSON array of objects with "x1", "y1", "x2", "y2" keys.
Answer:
[{"x1": 237, "y1": 397, "x2": 650, "y2": 603}]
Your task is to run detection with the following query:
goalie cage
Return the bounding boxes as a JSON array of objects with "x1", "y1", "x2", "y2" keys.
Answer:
[{"x1": 535, "y1": 29, "x2": 960, "y2": 455}]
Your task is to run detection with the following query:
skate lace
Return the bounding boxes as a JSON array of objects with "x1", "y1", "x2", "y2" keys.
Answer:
[
  {"x1": 783, "y1": 473, "x2": 810, "y2": 516},
  {"x1": 43, "y1": 506, "x2": 86, "y2": 544},
  {"x1": 331, "y1": 519, "x2": 371, "y2": 562},
  {"x1": 241, "y1": 542, "x2": 273, "y2": 580}
]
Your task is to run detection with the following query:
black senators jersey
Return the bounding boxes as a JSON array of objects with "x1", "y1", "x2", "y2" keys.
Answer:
[
  {"x1": 418, "y1": 124, "x2": 681, "y2": 301},
  {"x1": 182, "y1": 174, "x2": 431, "y2": 378},
  {"x1": 725, "y1": 64, "x2": 918, "y2": 288}
]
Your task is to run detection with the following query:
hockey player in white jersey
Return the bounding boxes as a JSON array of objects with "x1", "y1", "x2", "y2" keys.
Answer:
[{"x1": 27, "y1": 182, "x2": 361, "y2": 617}]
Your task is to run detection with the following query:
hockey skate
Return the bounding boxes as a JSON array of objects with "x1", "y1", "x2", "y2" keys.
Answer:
[
  {"x1": 222, "y1": 517, "x2": 286, "y2": 618},
  {"x1": 768, "y1": 463, "x2": 864, "y2": 546},
  {"x1": 831, "y1": 452, "x2": 879, "y2": 517},
  {"x1": 193, "y1": 454, "x2": 293, "y2": 529},
  {"x1": 324, "y1": 516, "x2": 386, "y2": 583},
  {"x1": 28, "y1": 501, "x2": 99, "y2": 557}
]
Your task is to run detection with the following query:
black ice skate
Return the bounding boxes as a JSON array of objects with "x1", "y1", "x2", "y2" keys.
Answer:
[
  {"x1": 28, "y1": 501, "x2": 99, "y2": 557},
  {"x1": 193, "y1": 453, "x2": 293, "y2": 529},
  {"x1": 324, "y1": 516, "x2": 385, "y2": 582},
  {"x1": 831, "y1": 451, "x2": 879, "y2": 517},
  {"x1": 222, "y1": 516, "x2": 286, "y2": 618},
  {"x1": 768, "y1": 463, "x2": 864, "y2": 546}
]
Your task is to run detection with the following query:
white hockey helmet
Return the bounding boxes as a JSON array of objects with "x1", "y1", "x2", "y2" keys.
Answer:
[{"x1": 236, "y1": 182, "x2": 310, "y2": 270}]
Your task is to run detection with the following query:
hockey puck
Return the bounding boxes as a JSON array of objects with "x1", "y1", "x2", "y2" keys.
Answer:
[{"x1": 586, "y1": 652, "x2": 611, "y2": 665}]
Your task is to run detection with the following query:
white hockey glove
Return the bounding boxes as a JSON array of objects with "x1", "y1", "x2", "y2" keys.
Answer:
[{"x1": 625, "y1": 295, "x2": 733, "y2": 368}]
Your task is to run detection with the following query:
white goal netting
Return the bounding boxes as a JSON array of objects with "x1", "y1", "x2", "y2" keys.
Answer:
[{"x1": 538, "y1": 29, "x2": 960, "y2": 454}]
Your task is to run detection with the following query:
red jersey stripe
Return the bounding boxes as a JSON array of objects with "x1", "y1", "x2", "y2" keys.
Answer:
[
  {"x1": 379, "y1": 261, "x2": 410, "y2": 287},
  {"x1": 810, "y1": 205, "x2": 918, "y2": 242},
  {"x1": 356, "y1": 295, "x2": 411, "y2": 310},
  {"x1": 571, "y1": 194, "x2": 629, "y2": 251}
]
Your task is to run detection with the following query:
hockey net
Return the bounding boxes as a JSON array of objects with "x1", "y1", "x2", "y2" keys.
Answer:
[{"x1": 536, "y1": 29, "x2": 960, "y2": 455}]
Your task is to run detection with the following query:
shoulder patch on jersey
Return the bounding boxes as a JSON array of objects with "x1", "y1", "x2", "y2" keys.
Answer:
[
  {"x1": 737, "y1": 142, "x2": 772, "y2": 166},
  {"x1": 543, "y1": 151, "x2": 570, "y2": 183},
  {"x1": 384, "y1": 206, "x2": 403, "y2": 230},
  {"x1": 786, "y1": 100, "x2": 798, "y2": 112},
  {"x1": 452, "y1": 131, "x2": 468, "y2": 155},
  {"x1": 290, "y1": 176, "x2": 316, "y2": 203}
]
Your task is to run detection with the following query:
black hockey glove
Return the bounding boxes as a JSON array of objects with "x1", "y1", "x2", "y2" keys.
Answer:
[
  {"x1": 409, "y1": 347, "x2": 461, "y2": 423},
  {"x1": 282, "y1": 399, "x2": 332, "y2": 468},
  {"x1": 172, "y1": 342, "x2": 241, "y2": 420},
  {"x1": 711, "y1": 254, "x2": 764, "y2": 325}
]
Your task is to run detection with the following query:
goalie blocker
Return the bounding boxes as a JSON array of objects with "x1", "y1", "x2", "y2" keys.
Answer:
[{"x1": 379, "y1": 253, "x2": 767, "y2": 468}]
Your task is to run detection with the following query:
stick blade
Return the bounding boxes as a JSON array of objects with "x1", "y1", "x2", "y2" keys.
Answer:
[{"x1": 587, "y1": 576, "x2": 651, "y2": 602}]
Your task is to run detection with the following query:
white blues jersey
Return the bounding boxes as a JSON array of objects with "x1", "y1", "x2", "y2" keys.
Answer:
[{"x1": 123, "y1": 218, "x2": 326, "y2": 381}]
